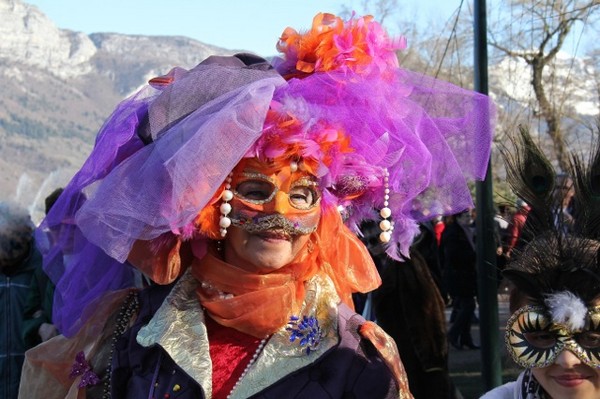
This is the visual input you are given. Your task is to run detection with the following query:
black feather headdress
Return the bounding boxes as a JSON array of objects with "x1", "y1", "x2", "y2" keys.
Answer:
[{"x1": 500, "y1": 126, "x2": 600, "y2": 305}]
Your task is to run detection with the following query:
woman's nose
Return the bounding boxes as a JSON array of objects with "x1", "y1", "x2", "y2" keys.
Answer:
[
  {"x1": 273, "y1": 191, "x2": 288, "y2": 215},
  {"x1": 554, "y1": 349, "x2": 583, "y2": 368}
]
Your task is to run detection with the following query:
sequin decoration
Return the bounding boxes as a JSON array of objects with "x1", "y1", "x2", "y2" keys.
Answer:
[
  {"x1": 505, "y1": 304, "x2": 600, "y2": 368},
  {"x1": 286, "y1": 315, "x2": 323, "y2": 355},
  {"x1": 69, "y1": 351, "x2": 101, "y2": 388}
]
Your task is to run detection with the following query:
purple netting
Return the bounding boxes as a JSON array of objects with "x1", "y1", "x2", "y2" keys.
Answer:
[
  {"x1": 37, "y1": 54, "x2": 493, "y2": 337},
  {"x1": 35, "y1": 87, "x2": 157, "y2": 336},
  {"x1": 273, "y1": 68, "x2": 493, "y2": 257},
  {"x1": 76, "y1": 77, "x2": 283, "y2": 263}
]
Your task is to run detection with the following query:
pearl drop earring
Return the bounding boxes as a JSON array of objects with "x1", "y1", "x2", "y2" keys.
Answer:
[
  {"x1": 219, "y1": 173, "x2": 233, "y2": 237},
  {"x1": 379, "y1": 168, "x2": 393, "y2": 243}
]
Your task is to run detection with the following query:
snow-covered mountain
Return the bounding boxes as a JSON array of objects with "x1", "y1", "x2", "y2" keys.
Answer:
[{"x1": 0, "y1": 0, "x2": 235, "y2": 220}]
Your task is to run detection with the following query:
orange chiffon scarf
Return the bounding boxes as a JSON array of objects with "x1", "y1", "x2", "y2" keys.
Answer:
[
  {"x1": 191, "y1": 244, "x2": 319, "y2": 338},
  {"x1": 190, "y1": 206, "x2": 380, "y2": 339},
  {"x1": 314, "y1": 207, "x2": 382, "y2": 305}
]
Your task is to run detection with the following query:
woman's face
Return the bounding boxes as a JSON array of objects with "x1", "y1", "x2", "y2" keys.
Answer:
[
  {"x1": 529, "y1": 298, "x2": 600, "y2": 399},
  {"x1": 223, "y1": 159, "x2": 320, "y2": 274},
  {"x1": 532, "y1": 350, "x2": 600, "y2": 399}
]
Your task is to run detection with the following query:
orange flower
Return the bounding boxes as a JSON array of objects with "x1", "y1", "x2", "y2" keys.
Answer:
[{"x1": 277, "y1": 13, "x2": 404, "y2": 78}]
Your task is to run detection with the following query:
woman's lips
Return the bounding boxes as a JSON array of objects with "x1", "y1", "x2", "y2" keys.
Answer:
[
  {"x1": 257, "y1": 230, "x2": 292, "y2": 241},
  {"x1": 553, "y1": 374, "x2": 590, "y2": 387}
]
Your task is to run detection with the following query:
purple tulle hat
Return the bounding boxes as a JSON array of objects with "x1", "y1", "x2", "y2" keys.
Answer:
[{"x1": 36, "y1": 14, "x2": 494, "y2": 336}]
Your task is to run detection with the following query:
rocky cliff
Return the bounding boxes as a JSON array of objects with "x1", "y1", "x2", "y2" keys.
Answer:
[{"x1": 0, "y1": 0, "x2": 234, "y2": 219}]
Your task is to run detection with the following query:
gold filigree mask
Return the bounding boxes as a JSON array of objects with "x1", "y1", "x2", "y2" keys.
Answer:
[
  {"x1": 505, "y1": 305, "x2": 600, "y2": 368},
  {"x1": 229, "y1": 159, "x2": 321, "y2": 236}
]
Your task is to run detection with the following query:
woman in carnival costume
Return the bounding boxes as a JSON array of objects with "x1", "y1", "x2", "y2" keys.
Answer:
[
  {"x1": 20, "y1": 13, "x2": 493, "y2": 399},
  {"x1": 481, "y1": 128, "x2": 600, "y2": 399}
]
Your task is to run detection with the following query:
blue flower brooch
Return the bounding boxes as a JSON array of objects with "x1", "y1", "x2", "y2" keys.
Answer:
[{"x1": 286, "y1": 315, "x2": 323, "y2": 355}]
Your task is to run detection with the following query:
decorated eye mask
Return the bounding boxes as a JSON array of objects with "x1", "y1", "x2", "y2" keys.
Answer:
[
  {"x1": 505, "y1": 305, "x2": 600, "y2": 368},
  {"x1": 229, "y1": 164, "x2": 321, "y2": 236}
]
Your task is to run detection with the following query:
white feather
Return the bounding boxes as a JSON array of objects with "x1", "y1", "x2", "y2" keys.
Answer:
[{"x1": 544, "y1": 291, "x2": 588, "y2": 331}]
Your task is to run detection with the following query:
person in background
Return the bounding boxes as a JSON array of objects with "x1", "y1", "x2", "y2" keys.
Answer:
[
  {"x1": 495, "y1": 204, "x2": 510, "y2": 233},
  {"x1": 433, "y1": 215, "x2": 445, "y2": 247},
  {"x1": 0, "y1": 202, "x2": 39, "y2": 399},
  {"x1": 19, "y1": 12, "x2": 493, "y2": 399},
  {"x1": 491, "y1": 206, "x2": 510, "y2": 283},
  {"x1": 481, "y1": 128, "x2": 600, "y2": 399},
  {"x1": 415, "y1": 221, "x2": 447, "y2": 304},
  {"x1": 505, "y1": 199, "x2": 530, "y2": 258},
  {"x1": 22, "y1": 187, "x2": 64, "y2": 348},
  {"x1": 365, "y1": 220, "x2": 457, "y2": 399},
  {"x1": 441, "y1": 211, "x2": 479, "y2": 350},
  {"x1": 494, "y1": 205, "x2": 510, "y2": 251},
  {"x1": 553, "y1": 173, "x2": 576, "y2": 232}
]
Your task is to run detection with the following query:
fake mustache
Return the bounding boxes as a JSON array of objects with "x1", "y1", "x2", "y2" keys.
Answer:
[{"x1": 230, "y1": 213, "x2": 317, "y2": 236}]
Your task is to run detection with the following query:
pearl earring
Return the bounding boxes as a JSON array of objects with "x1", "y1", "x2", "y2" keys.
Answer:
[
  {"x1": 379, "y1": 168, "x2": 393, "y2": 243},
  {"x1": 219, "y1": 173, "x2": 233, "y2": 237},
  {"x1": 290, "y1": 160, "x2": 299, "y2": 172}
]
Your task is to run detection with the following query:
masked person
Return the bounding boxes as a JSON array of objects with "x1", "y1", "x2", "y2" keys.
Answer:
[
  {"x1": 0, "y1": 202, "x2": 39, "y2": 399},
  {"x1": 20, "y1": 13, "x2": 494, "y2": 399},
  {"x1": 481, "y1": 128, "x2": 600, "y2": 399}
]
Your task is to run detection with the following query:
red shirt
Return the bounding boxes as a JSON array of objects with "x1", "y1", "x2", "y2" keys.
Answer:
[{"x1": 206, "y1": 316, "x2": 263, "y2": 399}]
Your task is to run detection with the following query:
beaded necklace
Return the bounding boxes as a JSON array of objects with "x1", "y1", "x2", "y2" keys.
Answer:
[
  {"x1": 226, "y1": 337, "x2": 268, "y2": 399},
  {"x1": 101, "y1": 290, "x2": 140, "y2": 399}
]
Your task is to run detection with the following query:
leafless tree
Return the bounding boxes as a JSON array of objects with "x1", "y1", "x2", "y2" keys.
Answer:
[
  {"x1": 489, "y1": 0, "x2": 600, "y2": 171},
  {"x1": 586, "y1": 49, "x2": 600, "y2": 117},
  {"x1": 339, "y1": 0, "x2": 399, "y2": 25}
]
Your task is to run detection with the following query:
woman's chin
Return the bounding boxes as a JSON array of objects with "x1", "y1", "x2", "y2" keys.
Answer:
[
  {"x1": 247, "y1": 255, "x2": 291, "y2": 273},
  {"x1": 224, "y1": 227, "x2": 310, "y2": 273}
]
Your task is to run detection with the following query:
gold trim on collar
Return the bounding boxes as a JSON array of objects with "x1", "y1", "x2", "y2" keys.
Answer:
[{"x1": 137, "y1": 270, "x2": 341, "y2": 399}]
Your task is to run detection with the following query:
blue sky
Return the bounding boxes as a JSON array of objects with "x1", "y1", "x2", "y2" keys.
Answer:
[{"x1": 23, "y1": 0, "x2": 463, "y2": 56}]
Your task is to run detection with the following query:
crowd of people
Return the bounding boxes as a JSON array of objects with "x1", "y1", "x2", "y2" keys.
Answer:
[{"x1": 1, "y1": 10, "x2": 597, "y2": 399}]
